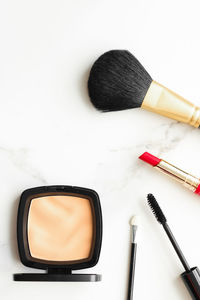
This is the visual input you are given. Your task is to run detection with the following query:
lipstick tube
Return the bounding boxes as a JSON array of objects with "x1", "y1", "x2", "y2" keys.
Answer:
[{"x1": 139, "y1": 152, "x2": 200, "y2": 195}]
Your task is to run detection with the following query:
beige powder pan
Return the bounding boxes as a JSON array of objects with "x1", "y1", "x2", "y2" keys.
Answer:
[
  {"x1": 14, "y1": 185, "x2": 102, "y2": 282},
  {"x1": 28, "y1": 195, "x2": 94, "y2": 262}
]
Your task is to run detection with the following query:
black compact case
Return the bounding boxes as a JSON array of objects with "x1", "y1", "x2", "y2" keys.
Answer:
[{"x1": 14, "y1": 185, "x2": 103, "y2": 282}]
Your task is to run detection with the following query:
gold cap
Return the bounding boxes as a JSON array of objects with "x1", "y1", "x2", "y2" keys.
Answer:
[{"x1": 141, "y1": 81, "x2": 200, "y2": 127}]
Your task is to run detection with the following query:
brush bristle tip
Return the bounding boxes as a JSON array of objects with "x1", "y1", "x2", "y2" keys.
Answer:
[
  {"x1": 130, "y1": 215, "x2": 139, "y2": 226},
  {"x1": 88, "y1": 49, "x2": 153, "y2": 112}
]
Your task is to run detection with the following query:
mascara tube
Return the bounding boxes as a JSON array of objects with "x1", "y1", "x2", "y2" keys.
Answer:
[{"x1": 139, "y1": 152, "x2": 200, "y2": 195}]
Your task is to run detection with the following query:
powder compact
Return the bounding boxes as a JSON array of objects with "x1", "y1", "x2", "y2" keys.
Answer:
[{"x1": 14, "y1": 185, "x2": 102, "y2": 282}]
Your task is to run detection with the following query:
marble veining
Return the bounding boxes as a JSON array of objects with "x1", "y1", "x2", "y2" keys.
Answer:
[{"x1": 0, "y1": 146, "x2": 47, "y2": 183}]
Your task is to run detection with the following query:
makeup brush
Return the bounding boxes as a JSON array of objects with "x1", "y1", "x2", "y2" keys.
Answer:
[
  {"x1": 127, "y1": 216, "x2": 139, "y2": 300},
  {"x1": 88, "y1": 50, "x2": 200, "y2": 127},
  {"x1": 147, "y1": 193, "x2": 200, "y2": 300}
]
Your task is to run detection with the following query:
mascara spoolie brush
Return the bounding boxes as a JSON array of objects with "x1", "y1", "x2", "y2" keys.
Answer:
[
  {"x1": 88, "y1": 50, "x2": 200, "y2": 128},
  {"x1": 147, "y1": 193, "x2": 200, "y2": 300}
]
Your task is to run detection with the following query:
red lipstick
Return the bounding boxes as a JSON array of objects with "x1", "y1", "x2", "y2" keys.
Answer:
[
  {"x1": 139, "y1": 152, "x2": 161, "y2": 166},
  {"x1": 139, "y1": 152, "x2": 200, "y2": 195}
]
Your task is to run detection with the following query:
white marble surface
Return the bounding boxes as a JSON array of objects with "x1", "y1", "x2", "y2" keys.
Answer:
[{"x1": 1, "y1": 1, "x2": 200, "y2": 299}]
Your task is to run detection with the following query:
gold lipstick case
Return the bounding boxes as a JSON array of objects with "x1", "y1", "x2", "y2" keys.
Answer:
[{"x1": 156, "y1": 160, "x2": 200, "y2": 192}]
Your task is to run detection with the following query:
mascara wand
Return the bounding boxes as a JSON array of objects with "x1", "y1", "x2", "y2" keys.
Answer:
[{"x1": 147, "y1": 193, "x2": 200, "y2": 300}]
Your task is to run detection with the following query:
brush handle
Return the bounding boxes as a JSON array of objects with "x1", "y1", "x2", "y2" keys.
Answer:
[
  {"x1": 142, "y1": 81, "x2": 200, "y2": 128},
  {"x1": 127, "y1": 243, "x2": 137, "y2": 300}
]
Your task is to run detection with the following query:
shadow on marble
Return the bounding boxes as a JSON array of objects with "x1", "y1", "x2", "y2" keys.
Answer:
[
  {"x1": 78, "y1": 66, "x2": 95, "y2": 110},
  {"x1": 10, "y1": 197, "x2": 20, "y2": 261}
]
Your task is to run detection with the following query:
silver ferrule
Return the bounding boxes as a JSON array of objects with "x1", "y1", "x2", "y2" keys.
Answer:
[{"x1": 131, "y1": 225, "x2": 137, "y2": 243}]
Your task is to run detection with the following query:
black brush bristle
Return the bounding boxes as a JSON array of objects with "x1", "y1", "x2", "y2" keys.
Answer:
[
  {"x1": 88, "y1": 50, "x2": 152, "y2": 112},
  {"x1": 147, "y1": 193, "x2": 167, "y2": 224}
]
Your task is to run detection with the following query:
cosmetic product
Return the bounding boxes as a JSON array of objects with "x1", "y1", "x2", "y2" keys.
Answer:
[
  {"x1": 147, "y1": 193, "x2": 200, "y2": 300},
  {"x1": 88, "y1": 50, "x2": 200, "y2": 127},
  {"x1": 127, "y1": 216, "x2": 138, "y2": 300},
  {"x1": 139, "y1": 152, "x2": 200, "y2": 195},
  {"x1": 14, "y1": 185, "x2": 103, "y2": 282}
]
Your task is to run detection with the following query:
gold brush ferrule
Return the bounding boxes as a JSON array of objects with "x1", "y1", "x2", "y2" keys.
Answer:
[
  {"x1": 156, "y1": 160, "x2": 200, "y2": 191},
  {"x1": 141, "y1": 81, "x2": 200, "y2": 127}
]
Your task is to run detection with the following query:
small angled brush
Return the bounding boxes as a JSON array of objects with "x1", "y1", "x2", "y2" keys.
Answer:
[
  {"x1": 88, "y1": 50, "x2": 200, "y2": 128},
  {"x1": 127, "y1": 216, "x2": 139, "y2": 300},
  {"x1": 147, "y1": 193, "x2": 200, "y2": 300}
]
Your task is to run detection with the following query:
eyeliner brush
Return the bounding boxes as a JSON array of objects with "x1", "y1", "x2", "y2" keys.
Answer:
[
  {"x1": 127, "y1": 216, "x2": 139, "y2": 300},
  {"x1": 147, "y1": 193, "x2": 200, "y2": 300}
]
